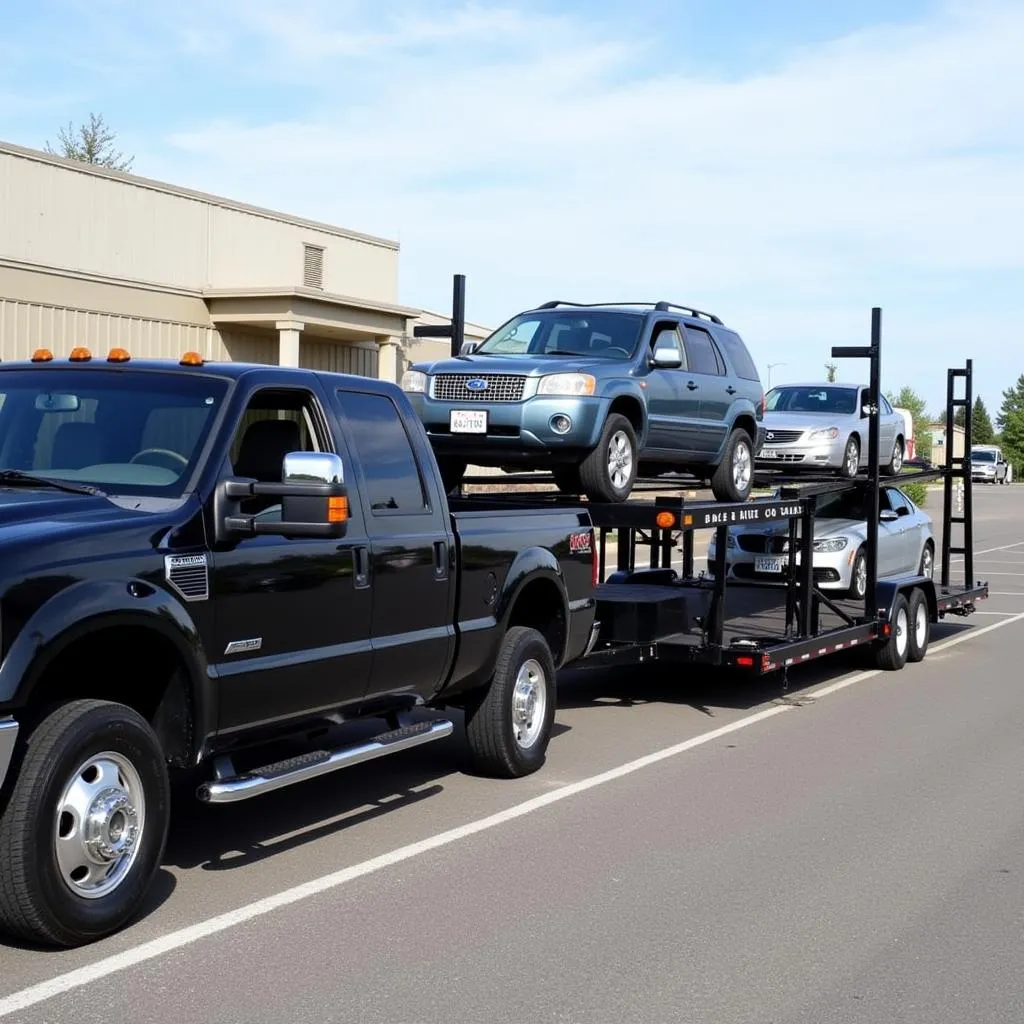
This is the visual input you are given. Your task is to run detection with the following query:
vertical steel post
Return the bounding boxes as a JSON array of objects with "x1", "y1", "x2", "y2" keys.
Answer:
[{"x1": 864, "y1": 307, "x2": 882, "y2": 618}]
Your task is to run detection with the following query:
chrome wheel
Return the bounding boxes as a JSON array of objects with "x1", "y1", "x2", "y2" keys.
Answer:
[
  {"x1": 920, "y1": 544, "x2": 933, "y2": 578},
  {"x1": 844, "y1": 440, "x2": 859, "y2": 477},
  {"x1": 511, "y1": 659, "x2": 547, "y2": 750},
  {"x1": 852, "y1": 554, "x2": 868, "y2": 598},
  {"x1": 891, "y1": 439, "x2": 904, "y2": 474},
  {"x1": 914, "y1": 599, "x2": 928, "y2": 649},
  {"x1": 732, "y1": 439, "x2": 752, "y2": 493},
  {"x1": 607, "y1": 430, "x2": 634, "y2": 492},
  {"x1": 54, "y1": 751, "x2": 146, "y2": 900},
  {"x1": 894, "y1": 606, "x2": 909, "y2": 658}
]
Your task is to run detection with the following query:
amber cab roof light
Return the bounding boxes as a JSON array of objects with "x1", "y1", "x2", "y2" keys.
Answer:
[
  {"x1": 180, "y1": 351, "x2": 205, "y2": 366},
  {"x1": 107, "y1": 347, "x2": 131, "y2": 363},
  {"x1": 31, "y1": 348, "x2": 54, "y2": 362},
  {"x1": 69, "y1": 347, "x2": 92, "y2": 362}
]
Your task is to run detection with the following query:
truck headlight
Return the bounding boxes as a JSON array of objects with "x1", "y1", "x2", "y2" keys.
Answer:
[
  {"x1": 537, "y1": 373, "x2": 596, "y2": 397},
  {"x1": 401, "y1": 370, "x2": 428, "y2": 393},
  {"x1": 808, "y1": 426, "x2": 840, "y2": 440},
  {"x1": 813, "y1": 537, "x2": 848, "y2": 553}
]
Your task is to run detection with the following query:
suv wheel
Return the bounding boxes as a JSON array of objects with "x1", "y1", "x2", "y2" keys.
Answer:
[
  {"x1": 579, "y1": 414, "x2": 637, "y2": 503},
  {"x1": 710, "y1": 428, "x2": 754, "y2": 503}
]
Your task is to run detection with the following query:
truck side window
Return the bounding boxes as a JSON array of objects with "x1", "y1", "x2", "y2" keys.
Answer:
[
  {"x1": 228, "y1": 388, "x2": 327, "y2": 514},
  {"x1": 338, "y1": 390, "x2": 428, "y2": 514}
]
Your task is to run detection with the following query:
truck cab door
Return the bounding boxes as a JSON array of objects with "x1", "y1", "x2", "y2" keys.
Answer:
[
  {"x1": 332, "y1": 386, "x2": 457, "y2": 706},
  {"x1": 208, "y1": 383, "x2": 373, "y2": 736}
]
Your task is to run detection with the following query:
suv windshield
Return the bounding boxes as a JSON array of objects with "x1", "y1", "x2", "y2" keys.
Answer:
[
  {"x1": 766, "y1": 386, "x2": 859, "y2": 415},
  {"x1": 474, "y1": 311, "x2": 645, "y2": 359},
  {"x1": 0, "y1": 369, "x2": 228, "y2": 497},
  {"x1": 971, "y1": 450, "x2": 995, "y2": 462}
]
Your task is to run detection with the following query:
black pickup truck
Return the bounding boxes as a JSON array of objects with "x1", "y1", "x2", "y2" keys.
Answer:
[{"x1": 0, "y1": 348, "x2": 598, "y2": 947}]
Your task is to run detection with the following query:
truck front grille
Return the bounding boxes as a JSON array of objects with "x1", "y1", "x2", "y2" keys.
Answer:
[{"x1": 432, "y1": 374, "x2": 527, "y2": 402}]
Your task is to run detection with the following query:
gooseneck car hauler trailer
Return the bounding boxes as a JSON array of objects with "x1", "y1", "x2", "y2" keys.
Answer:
[{"x1": 450, "y1": 307, "x2": 988, "y2": 678}]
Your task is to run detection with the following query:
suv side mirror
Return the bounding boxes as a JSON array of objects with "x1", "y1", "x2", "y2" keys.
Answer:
[
  {"x1": 217, "y1": 451, "x2": 350, "y2": 542},
  {"x1": 650, "y1": 347, "x2": 683, "y2": 369}
]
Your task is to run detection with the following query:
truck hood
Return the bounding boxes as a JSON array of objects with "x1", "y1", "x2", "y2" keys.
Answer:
[
  {"x1": 0, "y1": 487, "x2": 175, "y2": 543},
  {"x1": 414, "y1": 354, "x2": 625, "y2": 377}
]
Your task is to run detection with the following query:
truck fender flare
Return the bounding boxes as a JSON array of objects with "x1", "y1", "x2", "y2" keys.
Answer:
[
  {"x1": 0, "y1": 578, "x2": 212, "y2": 752},
  {"x1": 495, "y1": 547, "x2": 570, "y2": 659}
]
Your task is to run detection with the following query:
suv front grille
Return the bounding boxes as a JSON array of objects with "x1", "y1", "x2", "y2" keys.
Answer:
[
  {"x1": 432, "y1": 374, "x2": 527, "y2": 402},
  {"x1": 763, "y1": 429, "x2": 803, "y2": 444}
]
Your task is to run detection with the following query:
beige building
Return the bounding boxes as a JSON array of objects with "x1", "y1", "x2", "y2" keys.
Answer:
[{"x1": 0, "y1": 140, "x2": 488, "y2": 381}]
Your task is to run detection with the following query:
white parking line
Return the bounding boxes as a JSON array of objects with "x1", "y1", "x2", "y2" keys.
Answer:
[{"x1": 2, "y1": 609, "x2": 1024, "y2": 1019}]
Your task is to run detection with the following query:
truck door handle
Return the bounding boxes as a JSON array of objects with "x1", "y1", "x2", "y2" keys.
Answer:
[
  {"x1": 726, "y1": 386, "x2": 737, "y2": 395},
  {"x1": 686, "y1": 381, "x2": 699, "y2": 391},
  {"x1": 433, "y1": 541, "x2": 449, "y2": 581},
  {"x1": 353, "y1": 546, "x2": 370, "y2": 589}
]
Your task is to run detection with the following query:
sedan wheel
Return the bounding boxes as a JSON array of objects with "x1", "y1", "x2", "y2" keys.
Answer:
[{"x1": 840, "y1": 437, "x2": 860, "y2": 478}]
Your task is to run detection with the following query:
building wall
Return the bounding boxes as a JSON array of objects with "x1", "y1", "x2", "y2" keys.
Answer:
[{"x1": 0, "y1": 143, "x2": 400, "y2": 302}]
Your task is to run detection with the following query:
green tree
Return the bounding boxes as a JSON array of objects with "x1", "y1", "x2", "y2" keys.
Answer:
[
  {"x1": 825, "y1": 361, "x2": 838, "y2": 382},
  {"x1": 45, "y1": 113, "x2": 134, "y2": 171},
  {"x1": 971, "y1": 395, "x2": 995, "y2": 445},
  {"x1": 997, "y1": 374, "x2": 1024, "y2": 474},
  {"x1": 885, "y1": 385, "x2": 932, "y2": 462}
]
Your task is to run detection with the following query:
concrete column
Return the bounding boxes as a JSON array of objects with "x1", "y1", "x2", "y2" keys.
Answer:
[
  {"x1": 275, "y1": 320, "x2": 304, "y2": 367},
  {"x1": 377, "y1": 336, "x2": 401, "y2": 383}
]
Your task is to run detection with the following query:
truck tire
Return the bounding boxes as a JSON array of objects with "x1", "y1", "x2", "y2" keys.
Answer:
[
  {"x1": 873, "y1": 592, "x2": 910, "y2": 671},
  {"x1": 710, "y1": 428, "x2": 754, "y2": 503},
  {"x1": 579, "y1": 414, "x2": 637, "y2": 503},
  {"x1": 0, "y1": 699, "x2": 170, "y2": 948},
  {"x1": 464, "y1": 626, "x2": 556, "y2": 779},
  {"x1": 906, "y1": 587, "x2": 930, "y2": 663}
]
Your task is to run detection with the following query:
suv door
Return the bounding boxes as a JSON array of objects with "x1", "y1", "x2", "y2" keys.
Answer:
[
  {"x1": 209, "y1": 384, "x2": 373, "y2": 735},
  {"x1": 681, "y1": 325, "x2": 730, "y2": 454},
  {"x1": 334, "y1": 387, "x2": 457, "y2": 705},
  {"x1": 644, "y1": 322, "x2": 700, "y2": 455}
]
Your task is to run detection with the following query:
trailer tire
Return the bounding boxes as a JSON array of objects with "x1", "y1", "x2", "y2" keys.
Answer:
[
  {"x1": 463, "y1": 626, "x2": 556, "y2": 779},
  {"x1": 874, "y1": 593, "x2": 910, "y2": 671},
  {"x1": 906, "y1": 588, "x2": 930, "y2": 663},
  {"x1": 0, "y1": 699, "x2": 170, "y2": 948}
]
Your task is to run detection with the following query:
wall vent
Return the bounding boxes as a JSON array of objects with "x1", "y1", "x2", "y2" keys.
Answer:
[{"x1": 303, "y1": 244, "x2": 324, "y2": 289}]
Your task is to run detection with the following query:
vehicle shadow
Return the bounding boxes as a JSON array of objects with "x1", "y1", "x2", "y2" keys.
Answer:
[{"x1": 163, "y1": 713, "x2": 571, "y2": 874}]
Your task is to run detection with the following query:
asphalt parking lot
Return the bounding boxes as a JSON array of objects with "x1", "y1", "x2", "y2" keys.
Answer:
[{"x1": 1, "y1": 483, "x2": 1022, "y2": 1023}]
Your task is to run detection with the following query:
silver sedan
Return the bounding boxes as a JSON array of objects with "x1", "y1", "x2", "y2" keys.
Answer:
[
  {"x1": 756, "y1": 382, "x2": 908, "y2": 478},
  {"x1": 706, "y1": 485, "x2": 935, "y2": 599}
]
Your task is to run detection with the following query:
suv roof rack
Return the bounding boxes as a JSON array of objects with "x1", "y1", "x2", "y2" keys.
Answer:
[{"x1": 535, "y1": 300, "x2": 723, "y2": 325}]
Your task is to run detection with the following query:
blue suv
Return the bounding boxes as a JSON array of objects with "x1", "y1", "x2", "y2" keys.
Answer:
[{"x1": 401, "y1": 300, "x2": 765, "y2": 503}]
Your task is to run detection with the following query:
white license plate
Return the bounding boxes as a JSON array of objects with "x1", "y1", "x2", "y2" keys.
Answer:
[
  {"x1": 450, "y1": 409, "x2": 488, "y2": 434},
  {"x1": 754, "y1": 556, "x2": 785, "y2": 574},
  {"x1": 760, "y1": 448, "x2": 779, "y2": 459}
]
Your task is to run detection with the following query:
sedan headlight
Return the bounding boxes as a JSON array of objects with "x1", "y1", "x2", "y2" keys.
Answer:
[
  {"x1": 537, "y1": 373, "x2": 596, "y2": 397},
  {"x1": 400, "y1": 370, "x2": 428, "y2": 393},
  {"x1": 813, "y1": 536, "x2": 848, "y2": 553},
  {"x1": 808, "y1": 426, "x2": 840, "y2": 440}
]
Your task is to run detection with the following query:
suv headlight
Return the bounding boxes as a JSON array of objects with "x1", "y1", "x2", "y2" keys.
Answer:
[
  {"x1": 537, "y1": 373, "x2": 596, "y2": 397},
  {"x1": 813, "y1": 537, "x2": 848, "y2": 553},
  {"x1": 401, "y1": 370, "x2": 428, "y2": 393},
  {"x1": 808, "y1": 426, "x2": 840, "y2": 440}
]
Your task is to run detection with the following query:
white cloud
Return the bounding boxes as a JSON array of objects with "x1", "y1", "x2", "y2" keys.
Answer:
[{"x1": 149, "y1": 0, "x2": 1024, "y2": 408}]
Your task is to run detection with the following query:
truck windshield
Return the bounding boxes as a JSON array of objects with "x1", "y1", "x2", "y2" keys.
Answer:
[
  {"x1": 474, "y1": 311, "x2": 644, "y2": 359},
  {"x1": 766, "y1": 386, "x2": 859, "y2": 415},
  {"x1": 0, "y1": 369, "x2": 228, "y2": 498}
]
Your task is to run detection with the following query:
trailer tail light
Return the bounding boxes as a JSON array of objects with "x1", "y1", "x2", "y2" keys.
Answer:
[
  {"x1": 655, "y1": 511, "x2": 677, "y2": 529},
  {"x1": 736, "y1": 655, "x2": 754, "y2": 667}
]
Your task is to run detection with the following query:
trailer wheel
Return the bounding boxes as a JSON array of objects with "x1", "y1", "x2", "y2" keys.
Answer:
[
  {"x1": 906, "y1": 588, "x2": 930, "y2": 663},
  {"x1": 464, "y1": 626, "x2": 556, "y2": 779},
  {"x1": 873, "y1": 593, "x2": 910, "y2": 671},
  {"x1": 0, "y1": 699, "x2": 170, "y2": 948}
]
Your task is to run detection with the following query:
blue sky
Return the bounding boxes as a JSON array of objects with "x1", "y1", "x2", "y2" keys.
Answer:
[{"x1": 1, "y1": 0, "x2": 1022, "y2": 418}]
